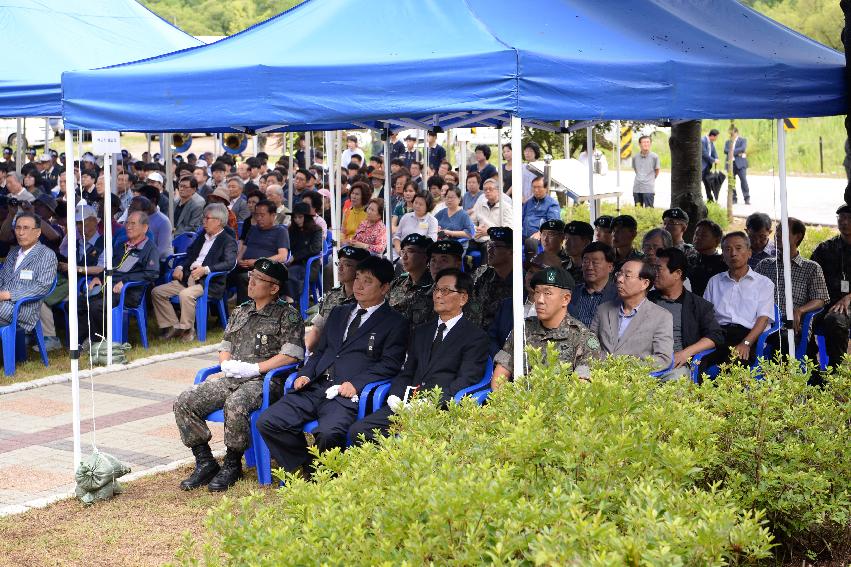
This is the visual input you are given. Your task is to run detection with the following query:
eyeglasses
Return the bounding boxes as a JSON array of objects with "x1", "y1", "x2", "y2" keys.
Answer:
[
  {"x1": 614, "y1": 271, "x2": 643, "y2": 281},
  {"x1": 432, "y1": 287, "x2": 463, "y2": 296},
  {"x1": 14, "y1": 225, "x2": 38, "y2": 232}
]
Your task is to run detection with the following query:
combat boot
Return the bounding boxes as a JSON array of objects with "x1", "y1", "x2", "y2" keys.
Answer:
[
  {"x1": 179, "y1": 444, "x2": 220, "y2": 491},
  {"x1": 207, "y1": 449, "x2": 244, "y2": 492}
]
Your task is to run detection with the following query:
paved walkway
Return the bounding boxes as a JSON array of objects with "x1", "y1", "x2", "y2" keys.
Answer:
[{"x1": 0, "y1": 351, "x2": 221, "y2": 514}]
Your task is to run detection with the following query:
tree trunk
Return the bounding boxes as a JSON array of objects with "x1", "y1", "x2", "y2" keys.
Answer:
[
  {"x1": 669, "y1": 120, "x2": 707, "y2": 241},
  {"x1": 842, "y1": 0, "x2": 851, "y2": 204}
]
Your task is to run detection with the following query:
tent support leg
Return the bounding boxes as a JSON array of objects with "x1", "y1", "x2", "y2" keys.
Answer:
[
  {"x1": 510, "y1": 116, "x2": 524, "y2": 381},
  {"x1": 776, "y1": 119, "x2": 795, "y2": 355}
]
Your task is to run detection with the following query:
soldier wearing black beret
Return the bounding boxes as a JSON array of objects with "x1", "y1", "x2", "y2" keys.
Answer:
[
  {"x1": 389, "y1": 233, "x2": 435, "y2": 330},
  {"x1": 564, "y1": 221, "x2": 594, "y2": 284},
  {"x1": 466, "y1": 227, "x2": 513, "y2": 330},
  {"x1": 611, "y1": 215, "x2": 644, "y2": 270},
  {"x1": 306, "y1": 245, "x2": 369, "y2": 350},
  {"x1": 662, "y1": 208, "x2": 697, "y2": 261},
  {"x1": 594, "y1": 215, "x2": 614, "y2": 246},
  {"x1": 427, "y1": 238, "x2": 464, "y2": 280}
]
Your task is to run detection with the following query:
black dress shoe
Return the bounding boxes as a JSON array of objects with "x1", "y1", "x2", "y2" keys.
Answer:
[
  {"x1": 161, "y1": 327, "x2": 182, "y2": 340},
  {"x1": 180, "y1": 444, "x2": 220, "y2": 491},
  {"x1": 208, "y1": 450, "x2": 243, "y2": 492}
]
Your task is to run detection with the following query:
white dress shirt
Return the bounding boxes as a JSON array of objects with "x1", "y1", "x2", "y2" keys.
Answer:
[
  {"x1": 190, "y1": 229, "x2": 223, "y2": 270},
  {"x1": 433, "y1": 311, "x2": 463, "y2": 339},
  {"x1": 13, "y1": 245, "x2": 34, "y2": 271},
  {"x1": 704, "y1": 267, "x2": 775, "y2": 328}
]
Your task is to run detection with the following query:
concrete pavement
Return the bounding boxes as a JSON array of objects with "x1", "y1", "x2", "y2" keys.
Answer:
[
  {"x1": 0, "y1": 351, "x2": 222, "y2": 515},
  {"x1": 590, "y1": 170, "x2": 845, "y2": 226}
]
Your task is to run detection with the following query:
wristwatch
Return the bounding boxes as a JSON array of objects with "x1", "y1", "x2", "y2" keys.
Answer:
[{"x1": 742, "y1": 339, "x2": 751, "y2": 347}]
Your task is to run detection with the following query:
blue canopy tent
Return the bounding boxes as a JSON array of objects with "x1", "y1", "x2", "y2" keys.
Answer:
[{"x1": 59, "y1": 0, "x2": 846, "y2": 456}]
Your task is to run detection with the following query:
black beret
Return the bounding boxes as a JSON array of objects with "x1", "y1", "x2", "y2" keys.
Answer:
[
  {"x1": 487, "y1": 226, "x2": 513, "y2": 245},
  {"x1": 530, "y1": 266, "x2": 575, "y2": 291},
  {"x1": 428, "y1": 239, "x2": 464, "y2": 257},
  {"x1": 593, "y1": 215, "x2": 614, "y2": 229},
  {"x1": 401, "y1": 233, "x2": 434, "y2": 250},
  {"x1": 253, "y1": 257, "x2": 288, "y2": 284},
  {"x1": 611, "y1": 215, "x2": 638, "y2": 230},
  {"x1": 338, "y1": 245, "x2": 371, "y2": 262},
  {"x1": 540, "y1": 219, "x2": 565, "y2": 233},
  {"x1": 836, "y1": 204, "x2": 851, "y2": 215},
  {"x1": 565, "y1": 221, "x2": 594, "y2": 239},
  {"x1": 662, "y1": 207, "x2": 689, "y2": 223}
]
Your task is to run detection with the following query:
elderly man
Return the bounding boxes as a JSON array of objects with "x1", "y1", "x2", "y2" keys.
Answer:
[
  {"x1": 702, "y1": 231, "x2": 775, "y2": 370},
  {"x1": 174, "y1": 176, "x2": 206, "y2": 234},
  {"x1": 470, "y1": 178, "x2": 512, "y2": 255},
  {"x1": 521, "y1": 175, "x2": 560, "y2": 257},
  {"x1": 350, "y1": 268, "x2": 489, "y2": 444},
  {"x1": 3, "y1": 172, "x2": 35, "y2": 203},
  {"x1": 229, "y1": 199, "x2": 290, "y2": 304},
  {"x1": 174, "y1": 259, "x2": 305, "y2": 491},
  {"x1": 0, "y1": 212, "x2": 57, "y2": 332},
  {"x1": 568, "y1": 242, "x2": 618, "y2": 327},
  {"x1": 78, "y1": 210, "x2": 160, "y2": 346},
  {"x1": 264, "y1": 184, "x2": 291, "y2": 226},
  {"x1": 746, "y1": 212, "x2": 776, "y2": 268},
  {"x1": 492, "y1": 266, "x2": 601, "y2": 389},
  {"x1": 590, "y1": 259, "x2": 673, "y2": 371},
  {"x1": 226, "y1": 176, "x2": 251, "y2": 223},
  {"x1": 128, "y1": 187, "x2": 174, "y2": 260},
  {"x1": 152, "y1": 204, "x2": 238, "y2": 342}
]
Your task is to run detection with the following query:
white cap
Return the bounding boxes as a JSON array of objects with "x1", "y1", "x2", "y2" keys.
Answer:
[
  {"x1": 146, "y1": 172, "x2": 164, "y2": 184},
  {"x1": 38, "y1": 154, "x2": 52, "y2": 162},
  {"x1": 74, "y1": 204, "x2": 97, "y2": 222},
  {"x1": 195, "y1": 159, "x2": 208, "y2": 169}
]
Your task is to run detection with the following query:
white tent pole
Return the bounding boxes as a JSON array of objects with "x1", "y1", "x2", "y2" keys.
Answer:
[
  {"x1": 422, "y1": 128, "x2": 428, "y2": 184},
  {"x1": 563, "y1": 119, "x2": 570, "y2": 159},
  {"x1": 776, "y1": 119, "x2": 795, "y2": 354},
  {"x1": 287, "y1": 133, "x2": 294, "y2": 209},
  {"x1": 305, "y1": 131, "x2": 311, "y2": 168},
  {"x1": 460, "y1": 140, "x2": 468, "y2": 193},
  {"x1": 615, "y1": 120, "x2": 621, "y2": 188},
  {"x1": 587, "y1": 126, "x2": 597, "y2": 222},
  {"x1": 104, "y1": 154, "x2": 114, "y2": 365},
  {"x1": 497, "y1": 126, "x2": 503, "y2": 192},
  {"x1": 335, "y1": 131, "x2": 343, "y2": 247},
  {"x1": 15, "y1": 118, "x2": 22, "y2": 175},
  {"x1": 44, "y1": 118, "x2": 50, "y2": 153},
  {"x1": 164, "y1": 135, "x2": 174, "y2": 229},
  {"x1": 146, "y1": 133, "x2": 151, "y2": 158},
  {"x1": 510, "y1": 116, "x2": 524, "y2": 382},
  {"x1": 326, "y1": 131, "x2": 340, "y2": 287},
  {"x1": 384, "y1": 130, "x2": 393, "y2": 259},
  {"x1": 65, "y1": 130, "x2": 81, "y2": 473}
]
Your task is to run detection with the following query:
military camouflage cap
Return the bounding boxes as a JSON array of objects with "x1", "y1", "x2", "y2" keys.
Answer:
[{"x1": 530, "y1": 266, "x2": 575, "y2": 291}]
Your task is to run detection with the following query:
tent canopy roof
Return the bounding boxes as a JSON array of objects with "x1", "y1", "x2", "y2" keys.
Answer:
[
  {"x1": 0, "y1": 0, "x2": 201, "y2": 118},
  {"x1": 61, "y1": 0, "x2": 846, "y2": 132}
]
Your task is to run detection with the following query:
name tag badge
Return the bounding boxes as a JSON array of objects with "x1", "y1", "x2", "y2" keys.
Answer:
[
  {"x1": 418, "y1": 222, "x2": 428, "y2": 230},
  {"x1": 20, "y1": 270, "x2": 33, "y2": 281},
  {"x1": 842, "y1": 280, "x2": 850, "y2": 294}
]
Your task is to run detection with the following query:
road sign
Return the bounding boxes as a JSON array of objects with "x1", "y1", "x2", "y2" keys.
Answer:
[
  {"x1": 620, "y1": 126, "x2": 632, "y2": 159},
  {"x1": 783, "y1": 118, "x2": 799, "y2": 131}
]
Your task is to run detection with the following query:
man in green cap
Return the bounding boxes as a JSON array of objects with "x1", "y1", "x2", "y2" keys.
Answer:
[
  {"x1": 306, "y1": 245, "x2": 369, "y2": 351},
  {"x1": 173, "y1": 258, "x2": 305, "y2": 492},
  {"x1": 491, "y1": 266, "x2": 600, "y2": 389},
  {"x1": 389, "y1": 233, "x2": 435, "y2": 331}
]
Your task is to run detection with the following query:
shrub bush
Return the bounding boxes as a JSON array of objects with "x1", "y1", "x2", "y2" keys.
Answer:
[{"x1": 193, "y1": 348, "x2": 851, "y2": 565}]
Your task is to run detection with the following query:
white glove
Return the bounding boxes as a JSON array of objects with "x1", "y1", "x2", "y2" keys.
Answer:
[
  {"x1": 325, "y1": 385, "x2": 340, "y2": 399},
  {"x1": 220, "y1": 359, "x2": 239, "y2": 378},
  {"x1": 235, "y1": 361, "x2": 260, "y2": 379},
  {"x1": 387, "y1": 394, "x2": 403, "y2": 413}
]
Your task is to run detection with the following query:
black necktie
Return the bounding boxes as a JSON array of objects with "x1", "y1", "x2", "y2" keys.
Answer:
[
  {"x1": 431, "y1": 323, "x2": 447, "y2": 358},
  {"x1": 345, "y1": 308, "x2": 367, "y2": 342}
]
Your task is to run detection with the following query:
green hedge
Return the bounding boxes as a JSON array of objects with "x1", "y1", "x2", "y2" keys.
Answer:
[{"x1": 188, "y1": 350, "x2": 851, "y2": 565}]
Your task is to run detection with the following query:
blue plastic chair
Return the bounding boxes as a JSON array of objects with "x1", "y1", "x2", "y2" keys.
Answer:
[
  {"x1": 164, "y1": 265, "x2": 232, "y2": 342},
  {"x1": 193, "y1": 363, "x2": 298, "y2": 485},
  {"x1": 649, "y1": 356, "x2": 675, "y2": 379},
  {"x1": 299, "y1": 253, "x2": 324, "y2": 319},
  {"x1": 0, "y1": 277, "x2": 57, "y2": 376},
  {"x1": 111, "y1": 280, "x2": 151, "y2": 347},
  {"x1": 703, "y1": 304, "x2": 782, "y2": 380},
  {"x1": 172, "y1": 232, "x2": 198, "y2": 255},
  {"x1": 322, "y1": 230, "x2": 333, "y2": 266},
  {"x1": 469, "y1": 387, "x2": 491, "y2": 405}
]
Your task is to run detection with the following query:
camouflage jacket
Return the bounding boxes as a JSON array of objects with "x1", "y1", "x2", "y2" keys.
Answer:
[
  {"x1": 220, "y1": 299, "x2": 305, "y2": 365},
  {"x1": 388, "y1": 271, "x2": 435, "y2": 328},
  {"x1": 494, "y1": 314, "x2": 601, "y2": 373},
  {"x1": 466, "y1": 265, "x2": 512, "y2": 330},
  {"x1": 311, "y1": 286, "x2": 355, "y2": 335}
]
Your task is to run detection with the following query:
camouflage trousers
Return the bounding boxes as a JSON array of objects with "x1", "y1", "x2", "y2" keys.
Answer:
[{"x1": 174, "y1": 376, "x2": 265, "y2": 453}]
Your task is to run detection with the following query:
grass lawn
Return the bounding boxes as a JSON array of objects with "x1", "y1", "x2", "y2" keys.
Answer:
[{"x1": 0, "y1": 464, "x2": 271, "y2": 567}]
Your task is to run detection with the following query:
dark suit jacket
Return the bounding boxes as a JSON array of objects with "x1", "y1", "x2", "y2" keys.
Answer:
[
  {"x1": 648, "y1": 289, "x2": 724, "y2": 351},
  {"x1": 701, "y1": 136, "x2": 717, "y2": 170},
  {"x1": 390, "y1": 316, "x2": 489, "y2": 405},
  {"x1": 178, "y1": 228, "x2": 237, "y2": 298},
  {"x1": 302, "y1": 302, "x2": 409, "y2": 403},
  {"x1": 723, "y1": 137, "x2": 748, "y2": 170}
]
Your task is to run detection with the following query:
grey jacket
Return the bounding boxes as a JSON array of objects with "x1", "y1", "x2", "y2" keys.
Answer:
[
  {"x1": 590, "y1": 298, "x2": 673, "y2": 371},
  {"x1": 0, "y1": 243, "x2": 57, "y2": 331},
  {"x1": 174, "y1": 192, "x2": 206, "y2": 234}
]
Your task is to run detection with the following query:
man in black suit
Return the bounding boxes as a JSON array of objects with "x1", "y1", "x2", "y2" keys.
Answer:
[
  {"x1": 151, "y1": 203, "x2": 238, "y2": 342},
  {"x1": 257, "y1": 256, "x2": 409, "y2": 473},
  {"x1": 723, "y1": 127, "x2": 750, "y2": 204},
  {"x1": 349, "y1": 268, "x2": 489, "y2": 444}
]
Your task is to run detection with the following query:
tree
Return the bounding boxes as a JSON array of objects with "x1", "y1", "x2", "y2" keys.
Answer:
[{"x1": 669, "y1": 120, "x2": 706, "y2": 240}]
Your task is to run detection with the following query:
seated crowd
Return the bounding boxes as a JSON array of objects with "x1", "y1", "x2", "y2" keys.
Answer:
[{"x1": 0, "y1": 140, "x2": 842, "y2": 493}]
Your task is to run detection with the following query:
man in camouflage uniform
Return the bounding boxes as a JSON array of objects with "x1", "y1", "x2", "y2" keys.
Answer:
[
  {"x1": 593, "y1": 215, "x2": 614, "y2": 247},
  {"x1": 173, "y1": 258, "x2": 305, "y2": 492},
  {"x1": 428, "y1": 238, "x2": 463, "y2": 281},
  {"x1": 612, "y1": 215, "x2": 645, "y2": 271},
  {"x1": 564, "y1": 221, "x2": 593, "y2": 285},
  {"x1": 662, "y1": 207, "x2": 698, "y2": 262},
  {"x1": 492, "y1": 266, "x2": 600, "y2": 389},
  {"x1": 467, "y1": 227, "x2": 513, "y2": 330},
  {"x1": 305, "y1": 245, "x2": 369, "y2": 351},
  {"x1": 389, "y1": 233, "x2": 435, "y2": 330}
]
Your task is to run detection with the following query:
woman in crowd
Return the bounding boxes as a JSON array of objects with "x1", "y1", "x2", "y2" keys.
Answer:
[
  {"x1": 24, "y1": 169, "x2": 45, "y2": 197},
  {"x1": 391, "y1": 180, "x2": 417, "y2": 234},
  {"x1": 392, "y1": 191, "x2": 438, "y2": 255},
  {"x1": 287, "y1": 202, "x2": 324, "y2": 301},
  {"x1": 435, "y1": 185, "x2": 475, "y2": 250},
  {"x1": 341, "y1": 181, "x2": 371, "y2": 242},
  {"x1": 347, "y1": 198, "x2": 387, "y2": 256}
]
